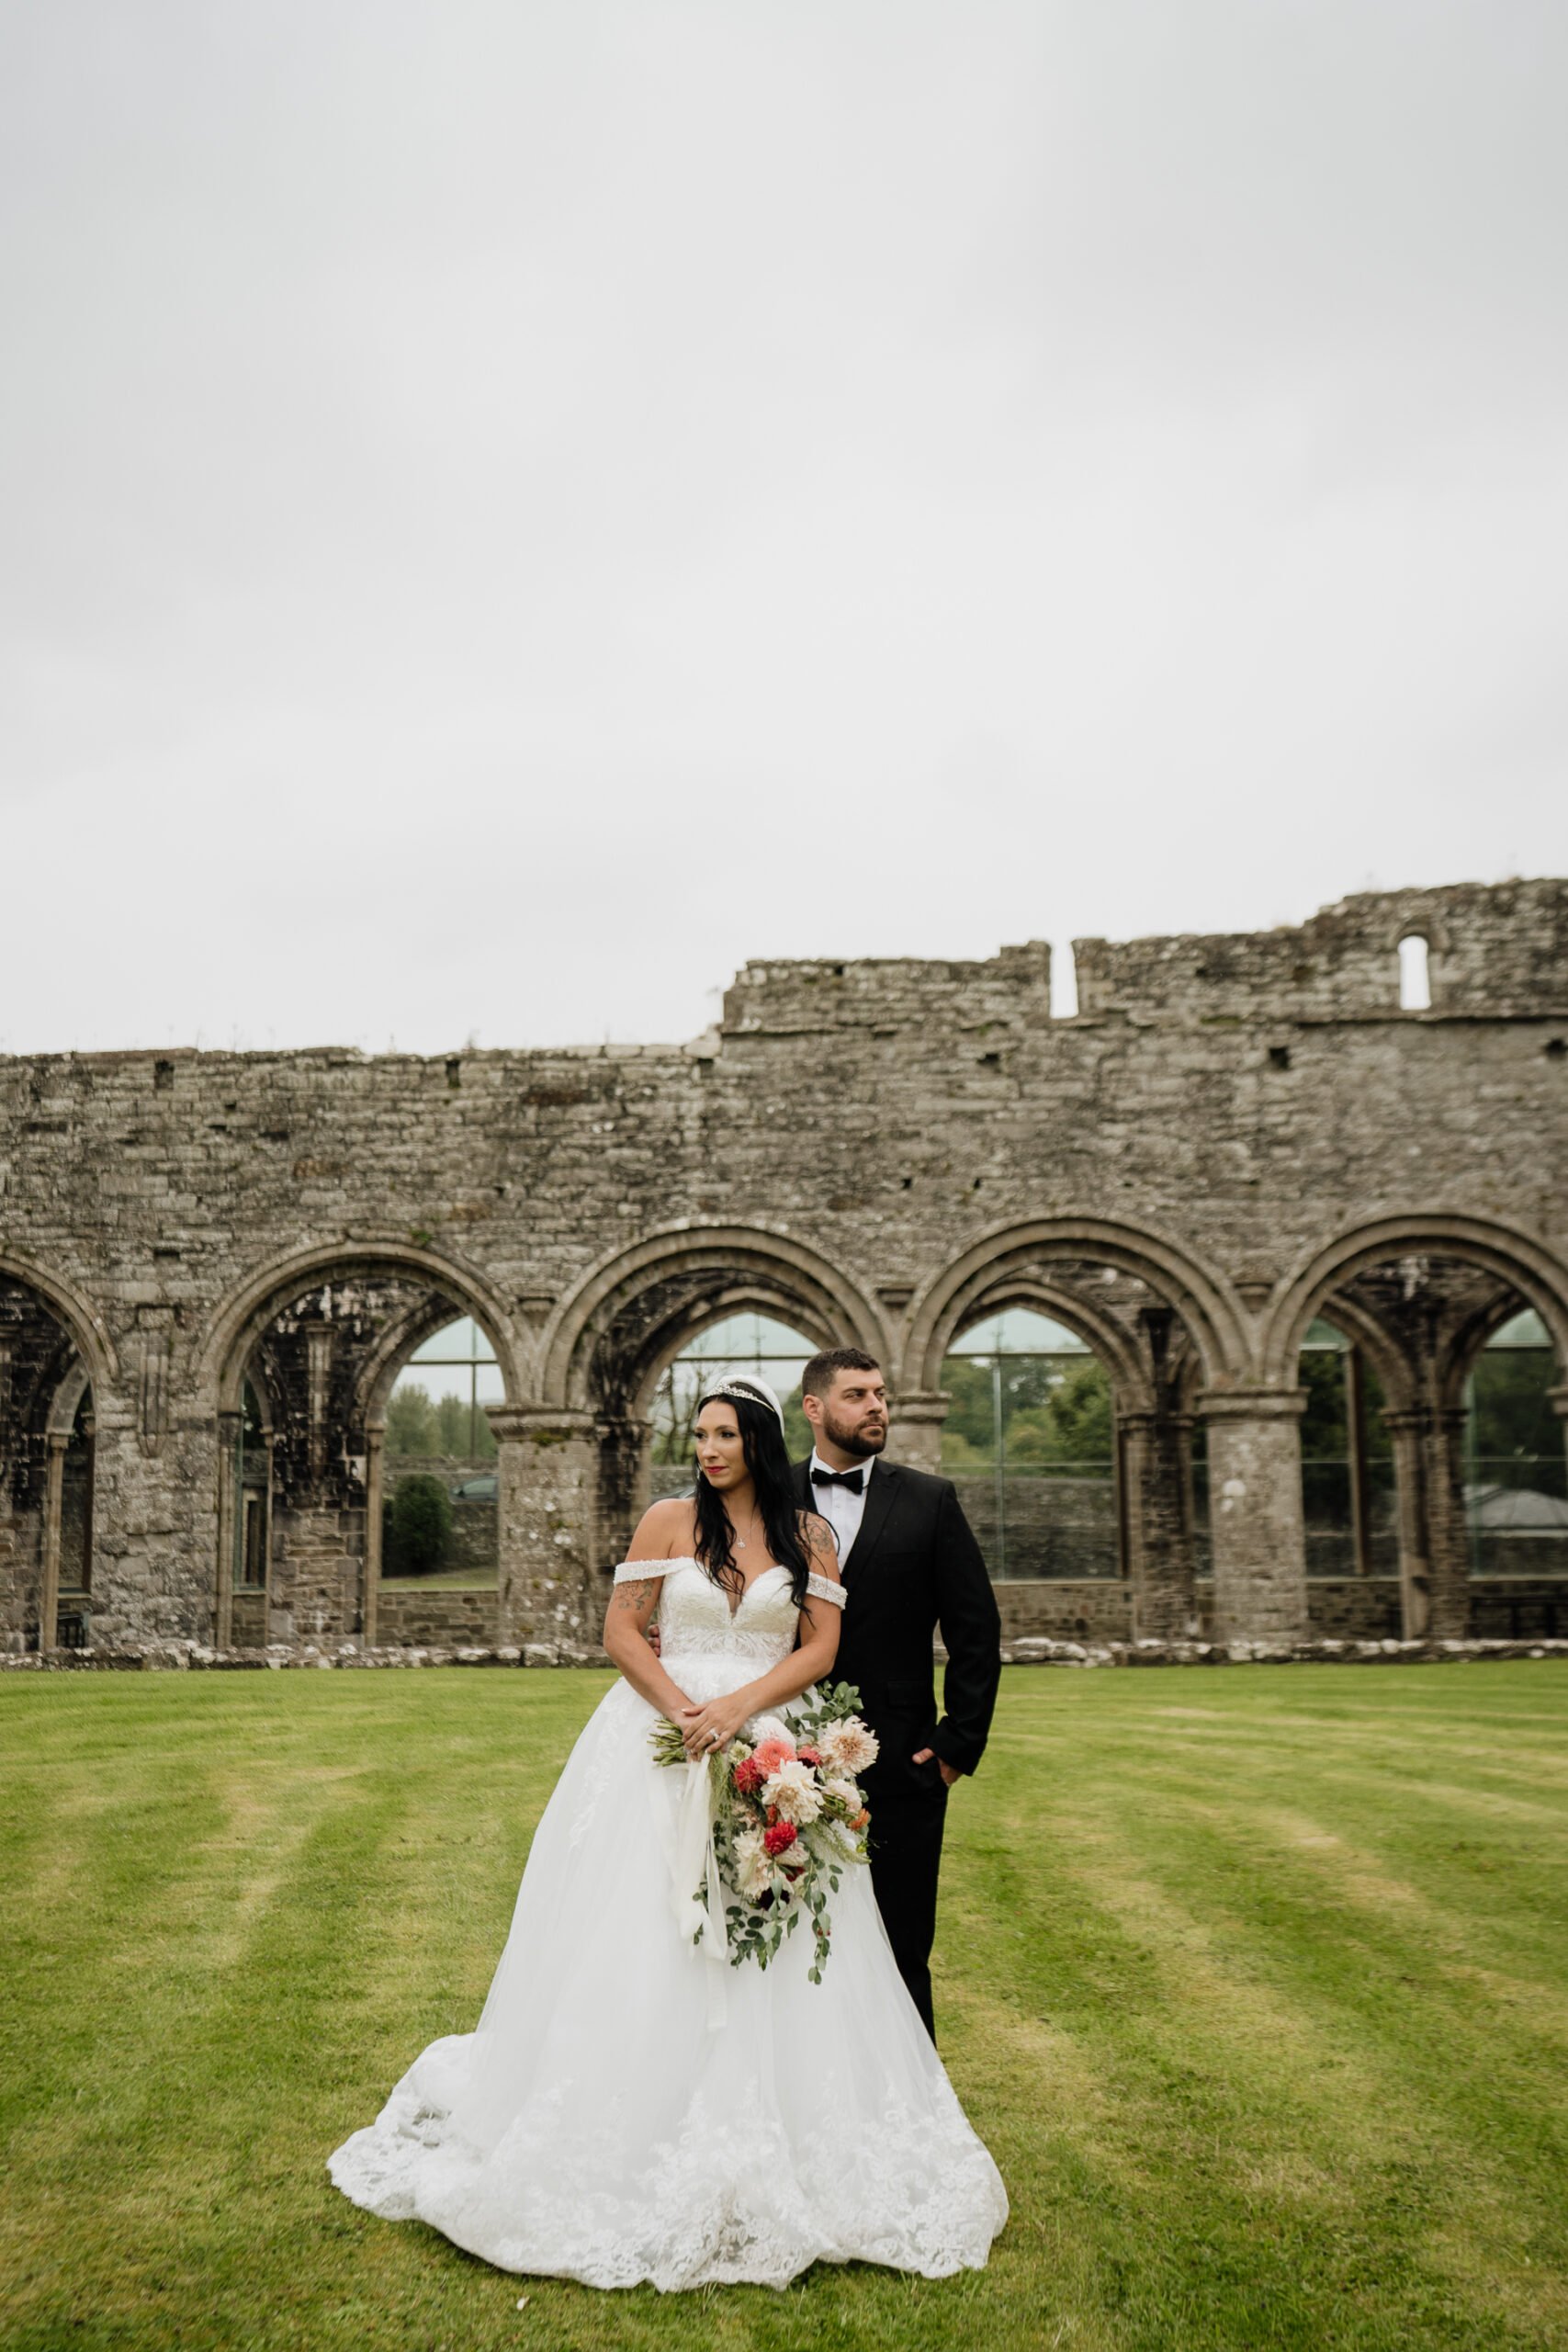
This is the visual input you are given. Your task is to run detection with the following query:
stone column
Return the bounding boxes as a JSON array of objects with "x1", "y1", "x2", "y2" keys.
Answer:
[
  {"x1": 39, "y1": 1432, "x2": 67, "y2": 1653},
  {"x1": 362, "y1": 1423, "x2": 385, "y2": 1649},
  {"x1": 214, "y1": 1408, "x2": 240, "y2": 1652},
  {"x1": 488, "y1": 1406, "x2": 600, "y2": 1651},
  {"x1": 1419, "y1": 1405, "x2": 1472, "y2": 1643},
  {"x1": 1381, "y1": 1408, "x2": 1438, "y2": 1639},
  {"x1": 1197, "y1": 1389, "x2": 1310, "y2": 1643},
  {"x1": 886, "y1": 1391, "x2": 948, "y2": 1474},
  {"x1": 1370, "y1": 1398, "x2": 1469, "y2": 1640},
  {"x1": 595, "y1": 1414, "x2": 654, "y2": 1573},
  {"x1": 1118, "y1": 1408, "x2": 1200, "y2": 1639}
]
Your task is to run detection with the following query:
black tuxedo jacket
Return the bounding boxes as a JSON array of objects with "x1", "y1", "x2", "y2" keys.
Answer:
[{"x1": 792, "y1": 1457, "x2": 1002, "y2": 1800}]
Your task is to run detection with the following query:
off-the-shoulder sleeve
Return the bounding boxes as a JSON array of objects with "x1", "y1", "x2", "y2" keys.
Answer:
[
  {"x1": 806, "y1": 1572, "x2": 846, "y2": 1608},
  {"x1": 612, "y1": 1560, "x2": 666, "y2": 1585}
]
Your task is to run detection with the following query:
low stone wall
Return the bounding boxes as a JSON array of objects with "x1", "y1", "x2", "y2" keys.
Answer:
[
  {"x1": 955, "y1": 1476, "x2": 1119, "y2": 1581},
  {"x1": 375, "y1": 1586, "x2": 499, "y2": 1646},
  {"x1": 994, "y1": 1579, "x2": 1132, "y2": 1642}
]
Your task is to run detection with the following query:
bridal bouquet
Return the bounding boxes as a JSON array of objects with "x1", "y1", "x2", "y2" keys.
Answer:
[{"x1": 651, "y1": 1682, "x2": 878, "y2": 1982}]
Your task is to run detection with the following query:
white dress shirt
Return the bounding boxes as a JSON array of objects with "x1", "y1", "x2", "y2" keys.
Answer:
[{"x1": 807, "y1": 1450, "x2": 875, "y2": 1566}]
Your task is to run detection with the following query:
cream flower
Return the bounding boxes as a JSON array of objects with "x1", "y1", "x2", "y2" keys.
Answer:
[
  {"x1": 818, "y1": 1717, "x2": 879, "y2": 1776},
  {"x1": 763, "y1": 1759, "x2": 825, "y2": 1825},
  {"x1": 731, "y1": 1826, "x2": 772, "y2": 1903},
  {"x1": 823, "y1": 1776, "x2": 861, "y2": 1809}
]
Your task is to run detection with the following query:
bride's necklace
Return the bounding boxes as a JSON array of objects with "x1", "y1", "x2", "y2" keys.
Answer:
[{"x1": 732, "y1": 1508, "x2": 766, "y2": 1553}]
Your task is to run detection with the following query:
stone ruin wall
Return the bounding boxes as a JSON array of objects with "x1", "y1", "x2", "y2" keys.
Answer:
[{"x1": 1, "y1": 877, "x2": 1566, "y2": 1659}]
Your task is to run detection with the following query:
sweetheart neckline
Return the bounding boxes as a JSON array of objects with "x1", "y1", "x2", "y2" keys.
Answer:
[{"x1": 649, "y1": 1555, "x2": 790, "y2": 1621}]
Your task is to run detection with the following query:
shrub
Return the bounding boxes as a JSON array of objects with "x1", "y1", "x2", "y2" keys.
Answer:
[{"x1": 387, "y1": 1474, "x2": 454, "y2": 1575}]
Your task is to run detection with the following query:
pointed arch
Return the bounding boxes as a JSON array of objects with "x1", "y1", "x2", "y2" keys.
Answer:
[
  {"x1": 197, "y1": 1238, "x2": 525, "y2": 1413},
  {"x1": 539, "y1": 1224, "x2": 890, "y2": 1411},
  {"x1": 1259, "y1": 1214, "x2": 1568, "y2": 1388},
  {"x1": 0, "y1": 1250, "x2": 119, "y2": 1393},
  {"x1": 901, "y1": 1217, "x2": 1247, "y2": 1396}
]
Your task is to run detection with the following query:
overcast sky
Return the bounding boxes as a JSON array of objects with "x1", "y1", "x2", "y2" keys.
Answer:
[{"x1": 4, "y1": 1, "x2": 1565, "y2": 1055}]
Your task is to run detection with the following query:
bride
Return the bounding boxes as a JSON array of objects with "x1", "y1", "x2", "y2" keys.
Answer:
[{"x1": 329, "y1": 1375, "x2": 1008, "y2": 2291}]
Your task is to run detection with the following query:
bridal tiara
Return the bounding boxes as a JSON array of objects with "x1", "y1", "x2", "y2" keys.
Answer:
[{"x1": 696, "y1": 1374, "x2": 787, "y2": 1434}]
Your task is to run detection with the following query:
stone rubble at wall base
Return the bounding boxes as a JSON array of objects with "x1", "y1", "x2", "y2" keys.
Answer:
[{"x1": 4, "y1": 1638, "x2": 1565, "y2": 1672}]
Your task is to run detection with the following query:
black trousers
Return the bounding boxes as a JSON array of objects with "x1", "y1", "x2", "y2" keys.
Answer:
[{"x1": 866, "y1": 1787, "x2": 949, "y2": 2041}]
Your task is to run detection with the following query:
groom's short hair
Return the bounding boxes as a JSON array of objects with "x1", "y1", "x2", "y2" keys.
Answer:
[{"x1": 801, "y1": 1347, "x2": 883, "y2": 1398}]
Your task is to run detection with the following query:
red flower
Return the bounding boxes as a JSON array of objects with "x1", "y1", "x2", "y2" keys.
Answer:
[
  {"x1": 733, "y1": 1758, "x2": 765, "y2": 1795},
  {"x1": 796, "y1": 1746, "x2": 823, "y2": 1768},
  {"x1": 763, "y1": 1821, "x2": 797, "y2": 1858}
]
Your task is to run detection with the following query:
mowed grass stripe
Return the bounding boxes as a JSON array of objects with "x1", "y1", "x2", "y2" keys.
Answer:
[{"x1": 1, "y1": 1664, "x2": 1565, "y2": 2352}]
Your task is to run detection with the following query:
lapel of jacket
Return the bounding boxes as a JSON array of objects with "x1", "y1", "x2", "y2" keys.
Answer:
[{"x1": 843, "y1": 1459, "x2": 899, "y2": 1586}]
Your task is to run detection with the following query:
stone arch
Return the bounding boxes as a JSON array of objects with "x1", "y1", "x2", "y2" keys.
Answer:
[
  {"x1": 0, "y1": 1250, "x2": 118, "y2": 1396},
  {"x1": 0, "y1": 1260, "x2": 109, "y2": 1654},
  {"x1": 941, "y1": 1272, "x2": 1153, "y2": 1408},
  {"x1": 539, "y1": 1226, "x2": 888, "y2": 1585},
  {"x1": 45, "y1": 1358, "x2": 92, "y2": 1441},
  {"x1": 1290, "y1": 1289, "x2": 1417, "y2": 1416},
  {"x1": 1259, "y1": 1215, "x2": 1568, "y2": 1389},
  {"x1": 902, "y1": 1216, "x2": 1246, "y2": 1396},
  {"x1": 539, "y1": 1225, "x2": 890, "y2": 1414},
  {"x1": 907, "y1": 1220, "x2": 1240, "y2": 1643},
  {"x1": 1262, "y1": 1214, "x2": 1568, "y2": 1642},
  {"x1": 200, "y1": 1240, "x2": 524, "y2": 1653},
  {"x1": 351, "y1": 1292, "x2": 489, "y2": 1432},
  {"x1": 200, "y1": 1238, "x2": 525, "y2": 1414}
]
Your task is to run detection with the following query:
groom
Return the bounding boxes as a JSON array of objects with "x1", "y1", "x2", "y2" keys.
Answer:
[{"x1": 792, "y1": 1349, "x2": 1002, "y2": 2041}]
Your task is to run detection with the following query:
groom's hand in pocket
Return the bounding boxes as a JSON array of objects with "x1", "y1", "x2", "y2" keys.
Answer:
[{"x1": 912, "y1": 1747, "x2": 960, "y2": 1788}]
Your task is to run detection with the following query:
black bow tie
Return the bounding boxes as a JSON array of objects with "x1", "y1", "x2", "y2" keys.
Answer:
[{"x1": 812, "y1": 1466, "x2": 866, "y2": 1491}]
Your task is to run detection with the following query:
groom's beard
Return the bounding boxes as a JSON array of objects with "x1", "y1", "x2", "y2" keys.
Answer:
[{"x1": 819, "y1": 1403, "x2": 887, "y2": 1460}]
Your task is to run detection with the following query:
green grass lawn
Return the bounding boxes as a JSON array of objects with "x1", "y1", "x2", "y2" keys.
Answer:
[{"x1": 3, "y1": 1664, "x2": 1565, "y2": 2352}]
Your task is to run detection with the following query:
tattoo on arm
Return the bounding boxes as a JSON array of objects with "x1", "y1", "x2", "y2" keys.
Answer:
[{"x1": 611, "y1": 1577, "x2": 659, "y2": 1614}]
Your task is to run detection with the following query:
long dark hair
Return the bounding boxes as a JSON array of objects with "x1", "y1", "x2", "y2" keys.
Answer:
[{"x1": 692, "y1": 1381, "x2": 813, "y2": 1607}]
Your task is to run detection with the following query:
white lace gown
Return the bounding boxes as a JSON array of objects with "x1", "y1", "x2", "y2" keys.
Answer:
[{"x1": 328, "y1": 1558, "x2": 1008, "y2": 2290}]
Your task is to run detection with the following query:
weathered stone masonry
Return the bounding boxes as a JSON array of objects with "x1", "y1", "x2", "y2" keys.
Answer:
[{"x1": 3, "y1": 879, "x2": 1566, "y2": 1657}]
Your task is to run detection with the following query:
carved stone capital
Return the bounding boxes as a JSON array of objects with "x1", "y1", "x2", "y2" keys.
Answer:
[
  {"x1": 1196, "y1": 1387, "x2": 1307, "y2": 1422},
  {"x1": 888, "y1": 1390, "x2": 951, "y2": 1427},
  {"x1": 486, "y1": 1404, "x2": 598, "y2": 1447}
]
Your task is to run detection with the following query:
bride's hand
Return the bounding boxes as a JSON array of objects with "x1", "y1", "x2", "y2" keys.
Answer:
[{"x1": 679, "y1": 1692, "x2": 752, "y2": 1759}]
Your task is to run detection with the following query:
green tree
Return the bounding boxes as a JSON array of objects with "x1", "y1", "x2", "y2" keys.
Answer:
[
  {"x1": 388, "y1": 1474, "x2": 453, "y2": 1575},
  {"x1": 387, "y1": 1382, "x2": 440, "y2": 1456},
  {"x1": 1009, "y1": 1359, "x2": 1115, "y2": 1465}
]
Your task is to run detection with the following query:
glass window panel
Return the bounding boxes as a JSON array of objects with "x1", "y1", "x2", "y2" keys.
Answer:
[
  {"x1": 1485, "y1": 1309, "x2": 1551, "y2": 1350},
  {"x1": 1303, "y1": 1317, "x2": 1350, "y2": 1351},
  {"x1": 392, "y1": 1363, "x2": 468, "y2": 1407},
  {"x1": 950, "y1": 1307, "x2": 1089, "y2": 1355},
  {"x1": 410, "y1": 1316, "x2": 495, "y2": 1363},
  {"x1": 682, "y1": 1313, "x2": 814, "y2": 1359}
]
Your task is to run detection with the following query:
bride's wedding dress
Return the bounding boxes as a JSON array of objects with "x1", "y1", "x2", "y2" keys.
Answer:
[{"x1": 329, "y1": 1558, "x2": 1008, "y2": 2290}]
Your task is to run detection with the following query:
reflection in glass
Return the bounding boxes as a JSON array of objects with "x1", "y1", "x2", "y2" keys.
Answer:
[{"x1": 940, "y1": 1310, "x2": 1117, "y2": 1580}]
